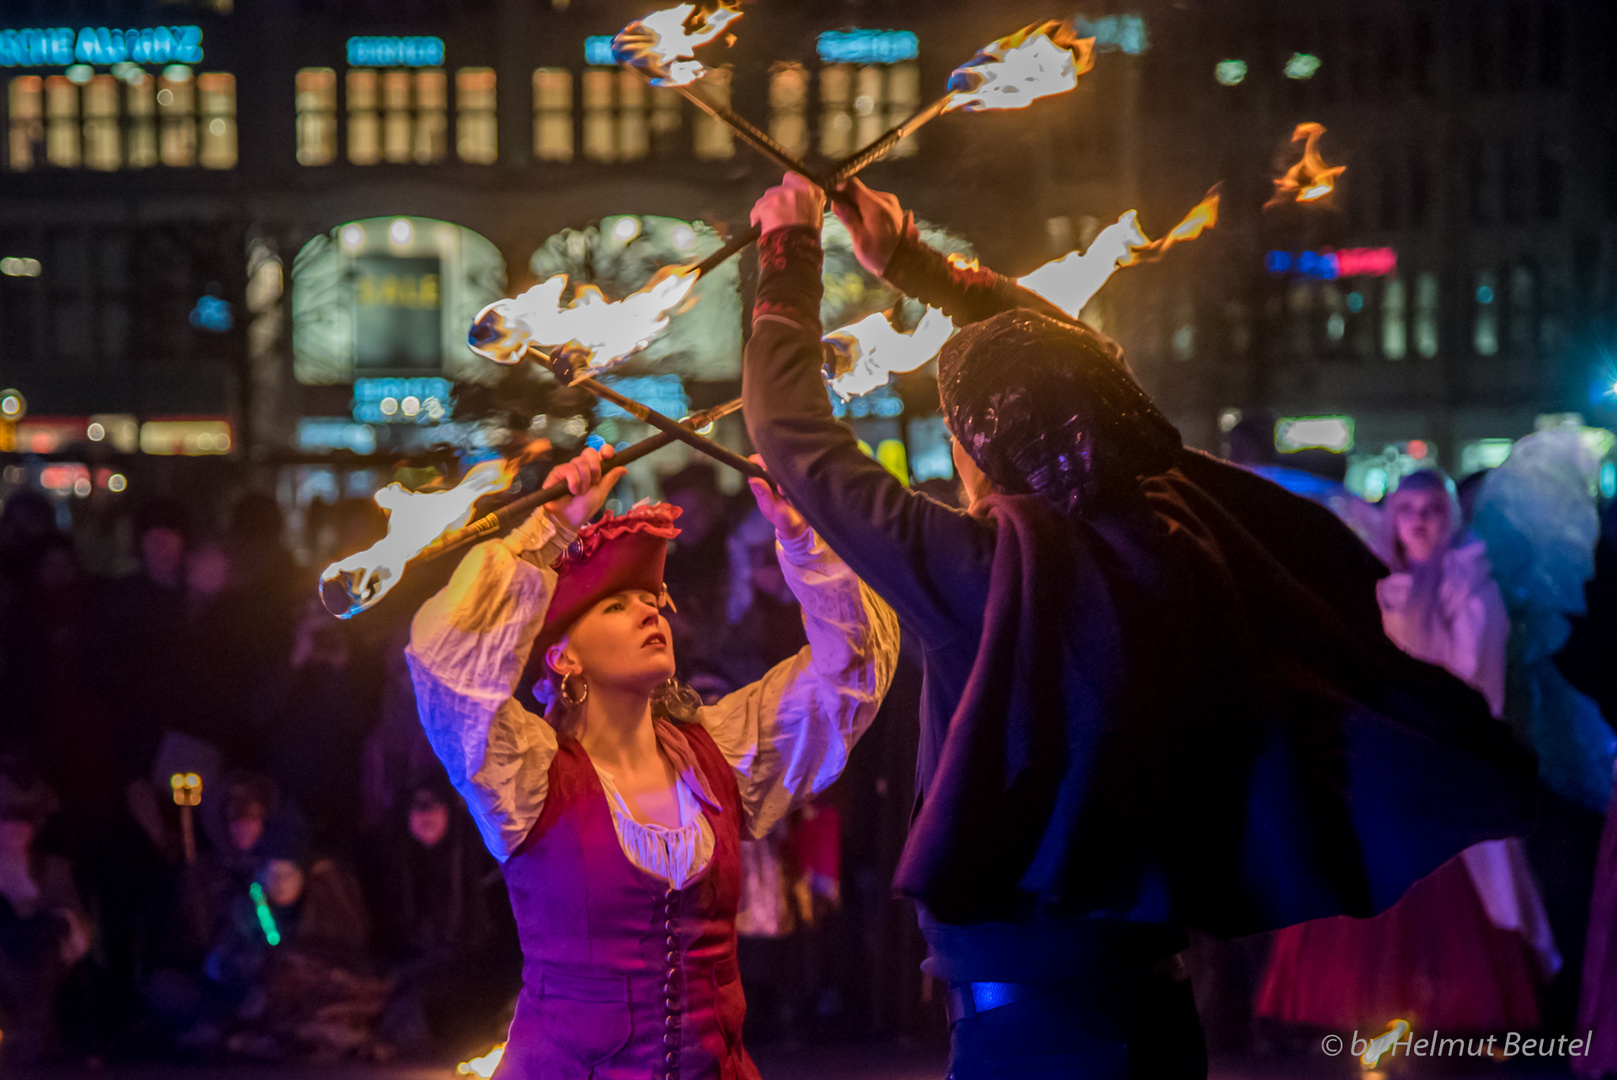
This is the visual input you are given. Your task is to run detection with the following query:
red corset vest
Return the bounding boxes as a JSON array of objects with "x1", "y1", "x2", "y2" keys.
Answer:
[{"x1": 497, "y1": 723, "x2": 759, "y2": 1080}]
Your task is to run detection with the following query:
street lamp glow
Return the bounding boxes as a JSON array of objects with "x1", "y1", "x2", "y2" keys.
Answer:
[
  {"x1": 340, "y1": 224, "x2": 364, "y2": 250},
  {"x1": 611, "y1": 216, "x2": 641, "y2": 243},
  {"x1": 389, "y1": 218, "x2": 414, "y2": 245},
  {"x1": 1284, "y1": 52, "x2": 1321, "y2": 80}
]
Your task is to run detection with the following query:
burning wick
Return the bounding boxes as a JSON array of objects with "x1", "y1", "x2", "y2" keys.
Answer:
[
  {"x1": 470, "y1": 266, "x2": 699, "y2": 381},
  {"x1": 1018, "y1": 190, "x2": 1220, "y2": 318},
  {"x1": 945, "y1": 21, "x2": 1096, "y2": 114},
  {"x1": 1267, "y1": 122, "x2": 1345, "y2": 207},
  {"x1": 824, "y1": 307, "x2": 956, "y2": 401},
  {"x1": 612, "y1": 1, "x2": 743, "y2": 87}
]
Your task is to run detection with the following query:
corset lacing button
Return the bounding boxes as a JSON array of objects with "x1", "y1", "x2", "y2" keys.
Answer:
[{"x1": 662, "y1": 886, "x2": 680, "y2": 1080}]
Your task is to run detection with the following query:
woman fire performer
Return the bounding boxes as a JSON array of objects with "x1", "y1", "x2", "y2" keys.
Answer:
[
  {"x1": 406, "y1": 444, "x2": 898, "y2": 1080},
  {"x1": 742, "y1": 173, "x2": 1537, "y2": 1080}
]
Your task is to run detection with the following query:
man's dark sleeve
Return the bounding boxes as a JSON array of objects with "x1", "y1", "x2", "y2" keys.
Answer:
[
  {"x1": 881, "y1": 227, "x2": 1070, "y2": 326},
  {"x1": 742, "y1": 225, "x2": 994, "y2": 646}
]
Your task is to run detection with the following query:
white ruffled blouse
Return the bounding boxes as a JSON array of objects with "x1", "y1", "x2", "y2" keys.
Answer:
[{"x1": 405, "y1": 509, "x2": 899, "y2": 889}]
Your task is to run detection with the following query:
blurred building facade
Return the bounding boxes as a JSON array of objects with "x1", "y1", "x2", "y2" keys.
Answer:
[
  {"x1": 0, "y1": 0, "x2": 1146, "y2": 512},
  {"x1": 1126, "y1": 0, "x2": 1617, "y2": 483}
]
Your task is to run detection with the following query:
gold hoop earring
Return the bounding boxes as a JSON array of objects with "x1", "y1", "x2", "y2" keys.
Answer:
[{"x1": 561, "y1": 673, "x2": 589, "y2": 707}]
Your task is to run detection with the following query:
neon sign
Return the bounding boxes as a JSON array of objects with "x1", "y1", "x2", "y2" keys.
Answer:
[
  {"x1": 585, "y1": 36, "x2": 615, "y2": 66},
  {"x1": 1266, "y1": 247, "x2": 1397, "y2": 280},
  {"x1": 0, "y1": 26, "x2": 202, "y2": 68},
  {"x1": 346, "y1": 36, "x2": 444, "y2": 67},
  {"x1": 817, "y1": 30, "x2": 919, "y2": 65}
]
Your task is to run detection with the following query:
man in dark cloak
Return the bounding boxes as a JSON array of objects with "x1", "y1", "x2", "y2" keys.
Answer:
[{"x1": 741, "y1": 174, "x2": 1537, "y2": 1079}]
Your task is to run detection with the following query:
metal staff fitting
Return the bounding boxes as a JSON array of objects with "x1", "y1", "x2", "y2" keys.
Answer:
[
  {"x1": 318, "y1": 398, "x2": 743, "y2": 619},
  {"x1": 533, "y1": 343, "x2": 771, "y2": 485}
]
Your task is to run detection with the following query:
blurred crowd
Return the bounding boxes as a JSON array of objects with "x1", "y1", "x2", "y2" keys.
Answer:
[
  {"x1": 0, "y1": 463, "x2": 932, "y2": 1068},
  {"x1": 1, "y1": 433, "x2": 1616, "y2": 1072}
]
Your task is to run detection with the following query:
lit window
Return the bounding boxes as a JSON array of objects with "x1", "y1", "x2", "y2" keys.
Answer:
[
  {"x1": 347, "y1": 69, "x2": 379, "y2": 164},
  {"x1": 1474, "y1": 270, "x2": 1499, "y2": 356},
  {"x1": 885, "y1": 61, "x2": 919, "y2": 158},
  {"x1": 1414, "y1": 271, "x2": 1439, "y2": 358},
  {"x1": 693, "y1": 69, "x2": 733, "y2": 160},
  {"x1": 199, "y1": 73, "x2": 236, "y2": 169},
  {"x1": 649, "y1": 82, "x2": 681, "y2": 156},
  {"x1": 45, "y1": 75, "x2": 79, "y2": 168},
  {"x1": 1509, "y1": 264, "x2": 1534, "y2": 354},
  {"x1": 456, "y1": 67, "x2": 497, "y2": 164},
  {"x1": 582, "y1": 68, "x2": 667, "y2": 163},
  {"x1": 296, "y1": 68, "x2": 337, "y2": 165},
  {"x1": 413, "y1": 70, "x2": 446, "y2": 163},
  {"x1": 83, "y1": 75, "x2": 120, "y2": 170},
  {"x1": 769, "y1": 62, "x2": 809, "y2": 160},
  {"x1": 159, "y1": 66, "x2": 196, "y2": 167},
  {"x1": 816, "y1": 62, "x2": 913, "y2": 160},
  {"x1": 618, "y1": 71, "x2": 649, "y2": 161},
  {"x1": 126, "y1": 70, "x2": 157, "y2": 168},
  {"x1": 8, "y1": 76, "x2": 44, "y2": 171},
  {"x1": 532, "y1": 68, "x2": 573, "y2": 162},
  {"x1": 1382, "y1": 277, "x2": 1408, "y2": 360},
  {"x1": 820, "y1": 64, "x2": 853, "y2": 156}
]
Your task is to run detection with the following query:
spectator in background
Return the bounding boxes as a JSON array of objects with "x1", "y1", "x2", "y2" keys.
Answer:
[
  {"x1": 1258, "y1": 469, "x2": 1555, "y2": 1035},
  {"x1": 0, "y1": 490, "x2": 65, "y2": 754},
  {"x1": 361, "y1": 773, "x2": 516, "y2": 1060},
  {"x1": 0, "y1": 755, "x2": 94, "y2": 1066}
]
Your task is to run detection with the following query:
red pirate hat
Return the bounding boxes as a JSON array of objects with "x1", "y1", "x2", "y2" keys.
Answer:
[{"x1": 534, "y1": 503, "x2": 682, "y2": 658}]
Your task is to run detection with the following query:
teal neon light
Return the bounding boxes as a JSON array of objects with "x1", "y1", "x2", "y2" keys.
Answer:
[{"x1": 0, "y1": 26, "x2": 202, "y2": 68}]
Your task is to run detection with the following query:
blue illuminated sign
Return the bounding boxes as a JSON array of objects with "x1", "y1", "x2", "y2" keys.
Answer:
[
  {"x1": 352, "y1": 377, "x2": 453, "y2": 424},
  {"x1": 585, "y1": 36, "x2": 616, "y2": 66},
  {"x1": 830, "y1": 384, "x2": 905, "y2": 419},
  {"x1": 596, "y1": 375, "x2": 689, "y2": 423},
  {"x1": 0, "y1": 26, "x2": 202, "y2": 68},
  {"x1": 346, "y1": 36, "x2": 444, "y2": 67},
  {"x1": 1075, "y1": 15, "x2": 1148, "y2": 56},
  {"x1": 816, "y1": 30, "x2": 919, "y2": 65},
  {"x1": 189, "y1": 296, "x2": 233, "y2": 333}
]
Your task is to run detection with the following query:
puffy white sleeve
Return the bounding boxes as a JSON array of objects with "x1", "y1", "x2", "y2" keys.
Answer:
[
  {"x1": 404, "y1": 511, "x2": 575, "y2": 862},
  {"x1": 697, "y1": 528, "x2": 900, "y2": 840}
]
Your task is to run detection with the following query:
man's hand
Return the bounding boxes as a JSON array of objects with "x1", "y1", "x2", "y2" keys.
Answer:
[
  {"x1": 831, "y1": 178, "x2": 905, "y2": 276},
  {"x1": 544, "y1": 445, "x2": 625, "y2": 531},
  {"x1": 751, "y1": 172, "x2": 826, "y2": 235},
  {"x1": 747, "y1": 456, "x2": 809, "y2": 542}
]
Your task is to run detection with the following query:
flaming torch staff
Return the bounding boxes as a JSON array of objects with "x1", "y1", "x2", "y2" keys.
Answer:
[{"x1": 319, "y1": 398, "x2": 744, "y2": 619}]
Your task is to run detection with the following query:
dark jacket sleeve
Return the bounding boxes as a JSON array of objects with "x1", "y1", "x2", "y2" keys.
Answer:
[
  {"x1": 881, "y1": 226, "x2": 1070, "y2": 326},
  {"x1": 742, "y1": 225, "x2": 994, "y2": 647}
]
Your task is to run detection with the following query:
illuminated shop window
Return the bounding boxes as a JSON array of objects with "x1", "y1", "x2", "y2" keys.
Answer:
[
  {"x1": 582, "y1": 68, "x2": 616, "y2": 162},
  {"x1": 618, "y1": 71, "x2": 648, "y2": 160},
  {"x1": 692, "y1": 69, "x2": 733, "y2": 160},
  {"x1": 83, "y1": 75, "x2": 120, "y2": 170},
  {"x1": 1381, "y1": 277, "x2": 1407, "y2": 360},
  {"x1": 884, "y1": 61, "x2": 919, "y2": 158},
  {"x1": 45, "y1": 75, "x2": 79, "y2": 167},
  {"x1": 456, "y1": 67, "x2": 497, "y2": 163},
  {"x1": 198, "y1": 72, "x2": 236, "y2": 169},
  {"x1": 7, "y1": 76, "x2": 43, "y2": 171},
  {"x1": 769, "y1": 62, "x2": 808, "y2": 159},
  {"x1": 125, "y1": 69, "x2": 157, "y2": 167},
  {"x1": 296, "y1": 67, "x2": 337, "y2": 165},
  {"x1": 532, "y1": 68, "x2": 573, "y2": 162},
  {"x1": 158, "y1": 65, "x2": 196, "y2": 167}
]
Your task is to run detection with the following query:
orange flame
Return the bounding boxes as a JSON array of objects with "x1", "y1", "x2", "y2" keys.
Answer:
[
  {"x1": 825, "y1": 307, "x2": 957, "y2": 400},
  {"x1": 1267, "y1": 122, "x2": 1344, "y2": 207},
  {"x1": 945, "y1": 21, "x2": 1096, "y2": 113},
  {"x1": 320, "y1": 454, "x2": 539, "y2": 616},
  {"x1": 1018, "y1": 191, "x2": 1220, "y2": 317},
  {"x1": 612, "y1": 1, "x2": 744, "y2": 87},
  {"x1": 470, "y1": 266, "x2": 700, "y2": 379}
]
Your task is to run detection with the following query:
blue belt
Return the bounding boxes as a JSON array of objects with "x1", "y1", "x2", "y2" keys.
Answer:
[{"x1": 944, "y1": 954, "x2": 1188, "y2": 1025}]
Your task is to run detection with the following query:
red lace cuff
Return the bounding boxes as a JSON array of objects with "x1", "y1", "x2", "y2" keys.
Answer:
[{"x1": 754, "y1": 226, "x2": 824, "y2": 336}]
